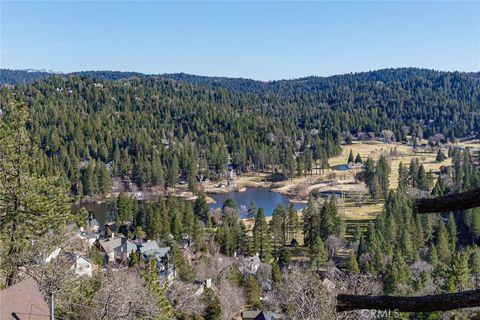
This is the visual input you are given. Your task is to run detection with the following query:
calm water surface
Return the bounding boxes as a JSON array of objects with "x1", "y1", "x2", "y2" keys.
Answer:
[
  {"x1": 73, "y1": 187, "x2": 307, "y2": 223},
  {"x1": 209, "y1": 187, "x2": 307, "y2": 217}
]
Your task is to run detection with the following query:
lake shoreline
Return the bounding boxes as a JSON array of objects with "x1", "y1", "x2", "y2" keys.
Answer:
[{"x1": 75, "y1": 170, "x2": 347, "y2": 207}]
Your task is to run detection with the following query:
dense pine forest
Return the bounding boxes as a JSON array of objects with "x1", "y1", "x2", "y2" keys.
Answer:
[
  {"x1": 1, "y1": 68, "x2": 480, "y2": 319},
  {"x1": 1, "y1": 68, "x2": 479, "y2": 197}
]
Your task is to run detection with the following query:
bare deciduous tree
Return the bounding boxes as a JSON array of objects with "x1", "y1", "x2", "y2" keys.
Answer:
[
  {"x1": 195, "y1": 252, "x2": 233, "y2": 284},
  {"x1": 167, "y1": 280, "x2": 205, "y2": 316},
  {"x1": 324, "y1": 235, "x2": 345, "y2": 259},
  {"x1": 218, "y1": 278, "x2": 245, "y2": 320},
  {"x1": 275, "y1": 268, "x2": 336, "y2": 320},
  {"x1": 83, "y1": 270, "x2": 159, "y2": 320},
  {"x1": 336, "y1": 274, "x2": 383, "y2": 320}
]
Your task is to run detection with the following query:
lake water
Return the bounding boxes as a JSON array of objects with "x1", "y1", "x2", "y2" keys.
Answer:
[
  {"x1": 73, "y1": 187, "x2": 307, "y2": 223},
  {"x1": 72, "y1": 202, "x2": 111, "y2": 225},
  {"x1": 330, "y1": 164, "x2": 349, "y2": 171},
  {"x1": 209, "y1": 187, "x2": 307, "y2": 217}
]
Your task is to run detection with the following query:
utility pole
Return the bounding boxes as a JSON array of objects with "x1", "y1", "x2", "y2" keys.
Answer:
[{"x1": 49, "y1": 291, "x2": 54, "y2": 320}]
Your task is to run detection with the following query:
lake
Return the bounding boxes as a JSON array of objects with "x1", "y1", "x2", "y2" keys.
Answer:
[
  {"x1": 209, "y1": 187, "x2": 307, "y2": 217},
  {"x1": 73, "y1": 187, "x2": 308, "y2": 223}
]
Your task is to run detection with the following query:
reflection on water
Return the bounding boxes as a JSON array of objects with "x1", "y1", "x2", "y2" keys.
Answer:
[
  {"x1": 72, "y1": 202, "x2": 110, "y2": 225},
  {"x1": 209, "y1": 187, "x2": 307, "y2": 217},
  {"x1": 72, "y1": 187, "x2": 307, "y2": 222}
]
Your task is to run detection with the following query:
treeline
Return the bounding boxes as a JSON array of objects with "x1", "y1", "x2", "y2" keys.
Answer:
[{"x1": 0, "y1": 76, "x2": 343, "y2": 196}]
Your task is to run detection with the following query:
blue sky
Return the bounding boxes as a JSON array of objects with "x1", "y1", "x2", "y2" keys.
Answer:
[{"x1": 1, "y1": 1, "x2": 479, "y2": 80}]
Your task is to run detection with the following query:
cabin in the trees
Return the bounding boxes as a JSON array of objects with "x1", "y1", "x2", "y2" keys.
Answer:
[
  {"x1": 71, "y1": 255, "x2": 94, "y2": 277},
  {"x1": 241, "y1": 310, "x2": 276, "y2": 320},
  {"x1": 98, "y1": 236, "x2": 136, "y2": 263}
]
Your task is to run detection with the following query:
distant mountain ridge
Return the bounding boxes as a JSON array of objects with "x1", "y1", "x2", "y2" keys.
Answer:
[{"x1": 2, "y1": 68, "x2": 479, "y2": 92}]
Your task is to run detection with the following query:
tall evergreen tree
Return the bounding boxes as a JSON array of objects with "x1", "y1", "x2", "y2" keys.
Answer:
[{"x1": 0, "y1": 102, "x2": 78, "y2": 286}]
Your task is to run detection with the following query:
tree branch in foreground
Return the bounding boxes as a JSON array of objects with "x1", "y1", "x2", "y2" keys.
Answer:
[
  {"x1": 337, "y1": 289, "x2": 480, "y2": 312},
  {"x1": 415, "y1": 187, "x2": 480, "y2": 213}
]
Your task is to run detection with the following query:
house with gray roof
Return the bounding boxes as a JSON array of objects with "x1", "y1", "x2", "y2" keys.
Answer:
[
  {"x1": 99, "y1": 236, "x2": 136, "y2": 263},
  {"x1": 117, "y1": 239, "x2": 137, "y2": 262},
  {"x1": 139, "y1": 240, "x2": 159, "y2": 254}
]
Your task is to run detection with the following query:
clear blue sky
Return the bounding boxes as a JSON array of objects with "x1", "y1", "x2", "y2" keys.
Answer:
[{"x1": 1, "y1": 1, "x2": 479, "y2": 80}]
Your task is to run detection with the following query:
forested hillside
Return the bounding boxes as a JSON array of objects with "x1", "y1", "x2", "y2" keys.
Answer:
[{"x1": 1, "y1": 69, "x2": 479, "y2": 197}]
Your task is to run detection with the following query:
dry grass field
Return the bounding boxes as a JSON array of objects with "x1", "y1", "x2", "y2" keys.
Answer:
[{"x1": 242, "y1": 139, "x2": 480, "y2": 228}]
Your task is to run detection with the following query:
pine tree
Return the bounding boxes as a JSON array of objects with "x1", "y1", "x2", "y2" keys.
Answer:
[
  {"x1": 436, "y1": 221, "x2": 451, "y2": 264},
  {"x1": 376, "y1": 155, "x2": 391, "y2": 198},
  {"x1": 247, "y1": 201, "x2": 257, "y2": 219},
  {"x1": 271, "y1": 262, "x2": 282, "y2": 284},
  {"x1": 203, "y1": 288, "x2": 221, "y2": 320},
  {"x1": 354, "y1": 153, "x2": 363, "y2": 164},
  {"x1": 447, "y1": 213, "x2": 457, "y2": 253},
  {"x1": 244, "y1": 274, "x2": 262, "y2": 309},
  {"x1": 166, "y1": 154, "x2": 179, "y2": 187},
  {"x1": 287, "y1": 203, "x2": 300, "y2": 242},
  {"x1": 97, "y1": 162, "x2": 112, "y2": 194},
  {"x1": 252, "y1": 208, "x2": 272, "y2": 262},
  {"x1": 397, "y1": 162, "x2": 408, "y2": 192},
  {"x1": 344, "y1": 251, "x2": 360, "y2": 274},
  {"x1": 270, "y1": 204, "x2": 286, "y2": 256},
  {"x1": 417, "y1": 164, "x2": 429, "y2": 191},
  {"x1": 436, "y1": 149, "x2": 446, "y2": 162},
  {"x1": 427, "y1": 243, "x2": 439, "y2": 267},
  {"x1": 310, "y1": 236, "x2": 328, "y2": 270},
  {"x1": 116, "y1": 192, "x2": 134, "y2": 224},
  {"x1": 348, "y1": 149, "x2": 354, "y2": 164},
  {"x1": 144, "y1": 259, "x2": 175, "y2": 320},
  {"x1": 171, "y1": 245, "x2": 195, "y2": 282},
  {"x1": 194, "y1": 195, "x2": 210, "y2": 223},
  {"x1": 82, "y1": 161, "x2": 97, "y2": 195},
  {"x1": 451, "y1": 252, "x2": 470, "y2": 291},
  {"x1": 469, "y1": 248, "x2": 480, "y2": 288},
  {"x1": 129, "y1": 250, "x2": 140, "y2": 267},
  {"x1": 0, "y1": 102, "x2": 78, "y2": 286},
  {"x1": 88, "y1": 245, "x2": 103, "y2": 266}
]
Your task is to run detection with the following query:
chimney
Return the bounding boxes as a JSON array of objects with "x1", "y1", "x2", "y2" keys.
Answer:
[{"x1": 205, "y1": 278, "x2": 212, "y2": 288}]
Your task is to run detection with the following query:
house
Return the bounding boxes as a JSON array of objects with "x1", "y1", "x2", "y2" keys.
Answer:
[
  {"x1": 143, "y1": 247, "x2": 171, "y2": 271},
  {"x1": 354, "y1": 132, "x2": 370, "y2": 141},
  {"x1": 238, "y1": 255, "x2": 261, "y2": 274},
  {"x1": 139, "y1": 243, "x2": 173, "y2": 281},
  {"x1": 98, "y1": 236, "x2": 123, "y2": 262},
  {"x1": 139, "y1": 240, "x2": 160, "y2": 254},
  {"x1": 0, "y1": 276, "x2": 50, "y2": 320},
  {"x1": 117, "y1": 239, "x2": 137, "y2": 262},
  {"x1": 241, "y1": 310, "x2": 276, "y2": 320},
  {"x1": 354, "y1": 132, "x2": 377, "y2": 141},
  {"x1": 71, "y1": 256, "x2": 93, "y2": 277},
  {"x1": 99, "y1": 236, "x2": 137, "y2": 263}
]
